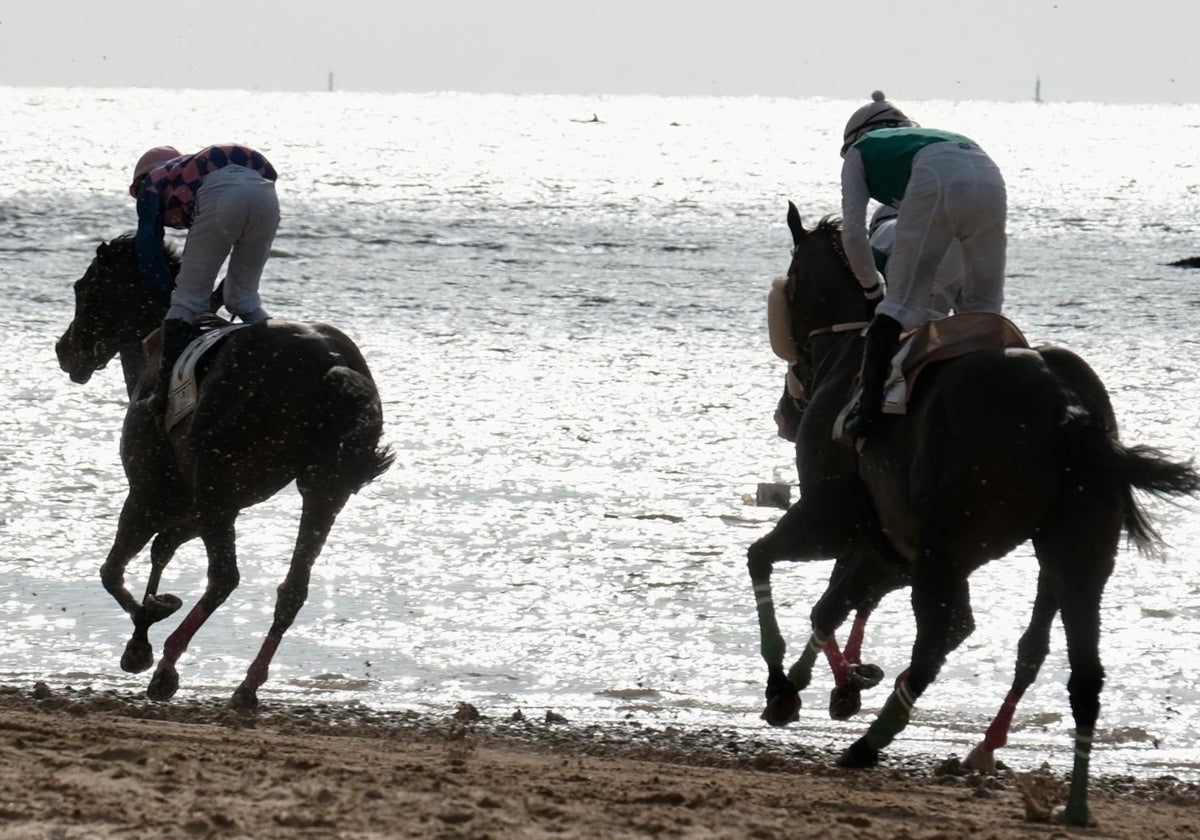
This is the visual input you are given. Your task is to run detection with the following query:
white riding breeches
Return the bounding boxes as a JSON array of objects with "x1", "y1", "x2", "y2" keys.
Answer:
[
  {"x1": 876, "y1": 142, "x2": 1007, "y2": 330},
  {"x1": 168, "y1": 165, "x2": 280, "y2": 324}
]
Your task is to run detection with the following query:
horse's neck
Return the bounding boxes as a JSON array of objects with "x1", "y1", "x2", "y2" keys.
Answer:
[
  {"x1": 118, "y1": 340, "x2": 148, "y2": 400},
  {"x1": 811, "y1": 333, "x2": 861, "y2": 383}
]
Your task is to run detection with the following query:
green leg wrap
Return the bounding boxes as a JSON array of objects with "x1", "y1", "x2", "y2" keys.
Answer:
[
  {"x1": 865, "y1": 680, "x2": 916, "y2": 751},
  {"x1": 752, "y1": 579, "x2": 786, "y2": 668},
  {"x1": 787, "y1": 628, "x2": 827, "y2": 691},
  {"x1": 1063, "y1": 725, "x2": 1093, "y2": 826}
]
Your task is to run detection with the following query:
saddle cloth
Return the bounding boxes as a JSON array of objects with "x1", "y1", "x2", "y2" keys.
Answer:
[
  {"x1": 882, "y1": 312, "x2": 1029, "y2": 415},
  {"x1": 165, "y1": 323, "x2": 251, "y2": 431}
]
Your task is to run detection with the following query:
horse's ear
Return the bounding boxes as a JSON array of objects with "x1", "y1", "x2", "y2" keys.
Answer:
[{"x1": 786, "y1": 201, "x2": 806, "y2": 248}]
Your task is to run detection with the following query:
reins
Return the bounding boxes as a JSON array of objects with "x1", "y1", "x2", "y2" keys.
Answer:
[{"x1": 808, "y1": 321, "x2": 869, "y2": 339}]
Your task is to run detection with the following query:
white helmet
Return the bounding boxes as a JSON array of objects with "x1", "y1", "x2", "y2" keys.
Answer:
[{"x1": 841, "y1": 91, "x2": 915, "y2": 156}]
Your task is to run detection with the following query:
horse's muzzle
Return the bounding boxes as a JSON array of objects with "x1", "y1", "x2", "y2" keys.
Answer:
[{"x1": 55, "y1": 328, "x2": 100, "y2": 384}]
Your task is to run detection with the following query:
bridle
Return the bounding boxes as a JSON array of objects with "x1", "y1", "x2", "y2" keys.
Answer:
[{"x1": 793, "y1": 224, "x2": 870, "y2": 341}]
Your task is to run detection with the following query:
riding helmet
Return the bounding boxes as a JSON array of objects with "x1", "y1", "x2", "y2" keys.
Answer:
[
  {"x1": 129, "y1": 146, "x2": 181, "y2": 197},
  {"x1": 841, "y1": 91, "x2": 915, "y2": 157}
]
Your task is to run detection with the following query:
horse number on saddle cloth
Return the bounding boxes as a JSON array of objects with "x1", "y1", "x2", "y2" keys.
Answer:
[{"x1": 164, "y1": 324, "x2": 252, "y2": 431}]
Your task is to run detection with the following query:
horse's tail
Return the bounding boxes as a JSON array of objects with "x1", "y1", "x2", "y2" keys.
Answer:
[
  {"x1": 1110, "y1": 443, "x2": 1200, "y2": 553},
  {"x1": 305, "y1": 366, "x2": 395, "y2": 496},
  {"x1": 1041, "y1": 346, "x2": 1198, "y2": 555}
]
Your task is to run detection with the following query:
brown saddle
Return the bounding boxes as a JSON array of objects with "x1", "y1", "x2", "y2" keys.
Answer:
[{"x1": 882, "y1": 312, "x2": 1029, "y2": 414}]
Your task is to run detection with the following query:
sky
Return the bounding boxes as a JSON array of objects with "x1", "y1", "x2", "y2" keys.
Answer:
[{"x1": 1, "y1": 0, "x2": 1197, "y2": 104}]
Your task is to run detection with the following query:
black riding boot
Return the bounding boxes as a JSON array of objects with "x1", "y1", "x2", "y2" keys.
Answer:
[
  {"x1": 842, "y1": 314, "x2": 903, "y2": 441},
  {"x1": 140, "y1": 318, "x2": 198, "y2": 416}
]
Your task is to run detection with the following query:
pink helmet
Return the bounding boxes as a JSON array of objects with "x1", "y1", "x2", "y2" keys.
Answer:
[{"x1": 128, "y1": 146, "x2": 181, "y2": 196}]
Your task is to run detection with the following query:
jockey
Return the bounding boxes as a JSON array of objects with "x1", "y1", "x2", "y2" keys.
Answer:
[
  {"x1": 129, "y1": 144, "x2": 280, "y2": 415},
  {"x1": 869, "y1": 204, "x2": 966, "y2": 320},
  {"x1": 839, "y1": 91, "x2": 1007, "y2": 441}
]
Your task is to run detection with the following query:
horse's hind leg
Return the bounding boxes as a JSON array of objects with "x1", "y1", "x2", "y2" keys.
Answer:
[
  {"x1": 231, "y1": 494, "x2": 346, "y2": 711},
  {"x1": 963, "y1": 568, "x2": 1058, "y2": 771},
  {"x1": 147, "y1": 510, "x2": 241, "y2": 702},
  {"x1": 1034, "y1": 515, "x2": 1117, "y2": 827}
]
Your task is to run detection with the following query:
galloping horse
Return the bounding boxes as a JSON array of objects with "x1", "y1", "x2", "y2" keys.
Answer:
[
  {"x1": 55, "y1": 235, "x2": 394, "y2": 710},
  {"x1": 747, "y1": 204, "x2": 1199, "y2": 825}
]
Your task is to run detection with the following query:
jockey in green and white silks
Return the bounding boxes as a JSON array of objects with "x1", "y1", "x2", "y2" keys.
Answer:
[
  {"x1": 838, "y1": 91, "x2": 1008, "y2": 440},
  {"x1": 843, "y1": 126, "x2": 1007, "y2": 330},
  {"x1": 869, "y1": 204, "x2": 966, "y2": 322}
]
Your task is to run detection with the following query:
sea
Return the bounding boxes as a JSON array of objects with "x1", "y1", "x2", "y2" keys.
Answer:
[{"x1": 1, "y1": 86, "x2": 1198, "y2": 780}]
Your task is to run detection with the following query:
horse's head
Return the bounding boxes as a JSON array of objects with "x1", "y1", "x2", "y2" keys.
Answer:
[
  {"x1": 55, "y1": 235, "x2": 174, "y2": 384},
  {"x1": 782, "y1": 202, "x2": 873, "y2": 397}
]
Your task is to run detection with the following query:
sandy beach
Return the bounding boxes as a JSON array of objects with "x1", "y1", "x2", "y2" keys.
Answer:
[{"x1": 1, "y1": 684, "x2": 1197, "y2": 839}]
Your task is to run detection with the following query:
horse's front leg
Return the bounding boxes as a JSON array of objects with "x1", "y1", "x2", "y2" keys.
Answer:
[
  {"x1": 747, "y1": 498, "x2": 850, "y2": 726},
  {"x1": 98, "y1": 496, "x2": 180, "y2": 673},
  {"x1": 822, "y1": 612, "x2": 886, "y2": 719},
  {"x1": 147, "y1": 511, "x2": 240, "y2": 702},
  {"x1": 808, "y1": 550, "x2": 903, "y2": 719},
  {"x1": 120, "y1": 523, "x2": 194, "y2": 673},
  {"x1": 99, "y1": 497, "x2": 159, "y2": 619},
  {"x1": 231, "y1": 494, "x2": 345, "y2": 711}
]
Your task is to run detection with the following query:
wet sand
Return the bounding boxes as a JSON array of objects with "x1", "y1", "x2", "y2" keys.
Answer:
[{"x1": 1, "y1": 684, "x2": 1198, "y2": 839}]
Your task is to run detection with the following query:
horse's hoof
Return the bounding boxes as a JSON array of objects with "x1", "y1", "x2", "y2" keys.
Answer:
[
  {"x1": 828, "y1": 686, "x2": 862, "y2": 719},
  {"x1": 1053, "y1": 803, "x2": 1093, "y2": 828},
  {"x1": 230, "y1": 685, "x2": 259, "y2": 712},
  {"x1": 847, "y1": 663, "x2": 884, "y2": 690},
  {"x1": 962, "y1": 743, "x2": 997, "y2": 773},
  {"x1": 761, "y1": 690, "x2": 801, "y2": 727},
  {"x1": 139, "y1": 593, "x2": 183, "y2": 624},
  {"x1": 147, "y1": 665, "x2": 179, "y2": 702},
  {"x1": 120, "y1": 637, "x2": 155, "y2": 674},
  {"x1": 836, "y1": 737, "x2": 880, "y2": 768}
]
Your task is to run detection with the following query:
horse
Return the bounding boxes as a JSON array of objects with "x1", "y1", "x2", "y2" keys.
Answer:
[
  {"x1": 55, "y1": 234, "x2": 395, "y2": 710},
  {"x1": 746, "y1": 203, "x2": 1199, "y2": 825},
  {"x1": 773, "y1": 330, "x2": 1045, "y2": 756}
]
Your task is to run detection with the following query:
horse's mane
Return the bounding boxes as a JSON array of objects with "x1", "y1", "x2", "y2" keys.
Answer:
[
  {"x1": 105, "y1": 232, "x2": 182, "y2": 272},
  {"x1": 816, "y1": 215, "x2": 843, "y2": 234}
]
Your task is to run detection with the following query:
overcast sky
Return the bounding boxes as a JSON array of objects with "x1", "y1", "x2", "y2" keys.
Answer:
[{"x1": 2, "y1": 1, "x2": 1196, "y2": 103}]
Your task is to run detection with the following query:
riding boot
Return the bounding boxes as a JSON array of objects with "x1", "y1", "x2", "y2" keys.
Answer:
[
  {"x1": 842, "y1": 314, "x2": 903, "y2": 441},
  {"x1": 140, "y1": 318, "x2": 199, "y2": 416}
]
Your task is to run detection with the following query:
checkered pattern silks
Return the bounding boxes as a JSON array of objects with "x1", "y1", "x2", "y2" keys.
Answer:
[{"x1": 144, "y1": 144, "x2": 278, "y2": 228}]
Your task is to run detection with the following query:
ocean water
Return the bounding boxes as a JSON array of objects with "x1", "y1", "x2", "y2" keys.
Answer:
[{"x1": 1, "y1": 86, "x2": 1198, "y2": 779}]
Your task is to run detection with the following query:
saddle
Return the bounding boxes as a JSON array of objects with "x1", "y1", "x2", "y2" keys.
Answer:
[
  {"x1": 164, "y1": 321, "x2": 252, "y2": 431},
  {"x1": 830, "y1": 313, "x2": 1028, "y2": 443},
  {"x1": 881, "y1": 312, "x2": 1029, "y2": 415}
]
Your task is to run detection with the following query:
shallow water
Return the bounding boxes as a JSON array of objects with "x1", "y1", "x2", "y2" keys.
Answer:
[{"x1": 1, "y1": 87, "x2": 1198, "y2": 779}]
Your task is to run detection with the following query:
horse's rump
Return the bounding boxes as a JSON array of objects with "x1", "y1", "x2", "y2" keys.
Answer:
[
  {"x1": 863, "y1": 346, "x2": 1088, "y2": 563},
  {"x1": 178, "y1": 320, "x2": 391, "y2": 493},
  {"x1": 303, "y1": 365, "x2": 394, "y2": 495}
]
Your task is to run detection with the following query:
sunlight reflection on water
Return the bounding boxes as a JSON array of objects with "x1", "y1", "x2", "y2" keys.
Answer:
[{"x1": 0, "y1": 87, "x2": 1198, "y2": 779}]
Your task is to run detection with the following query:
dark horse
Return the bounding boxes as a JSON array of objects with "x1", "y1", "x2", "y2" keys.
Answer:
[
  {"x1": 747, "y1": 204, "x2": 1199, "y2": 825},
  {"x1": 55, "y1": 235, "x2": 395, "y2": 710}
]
